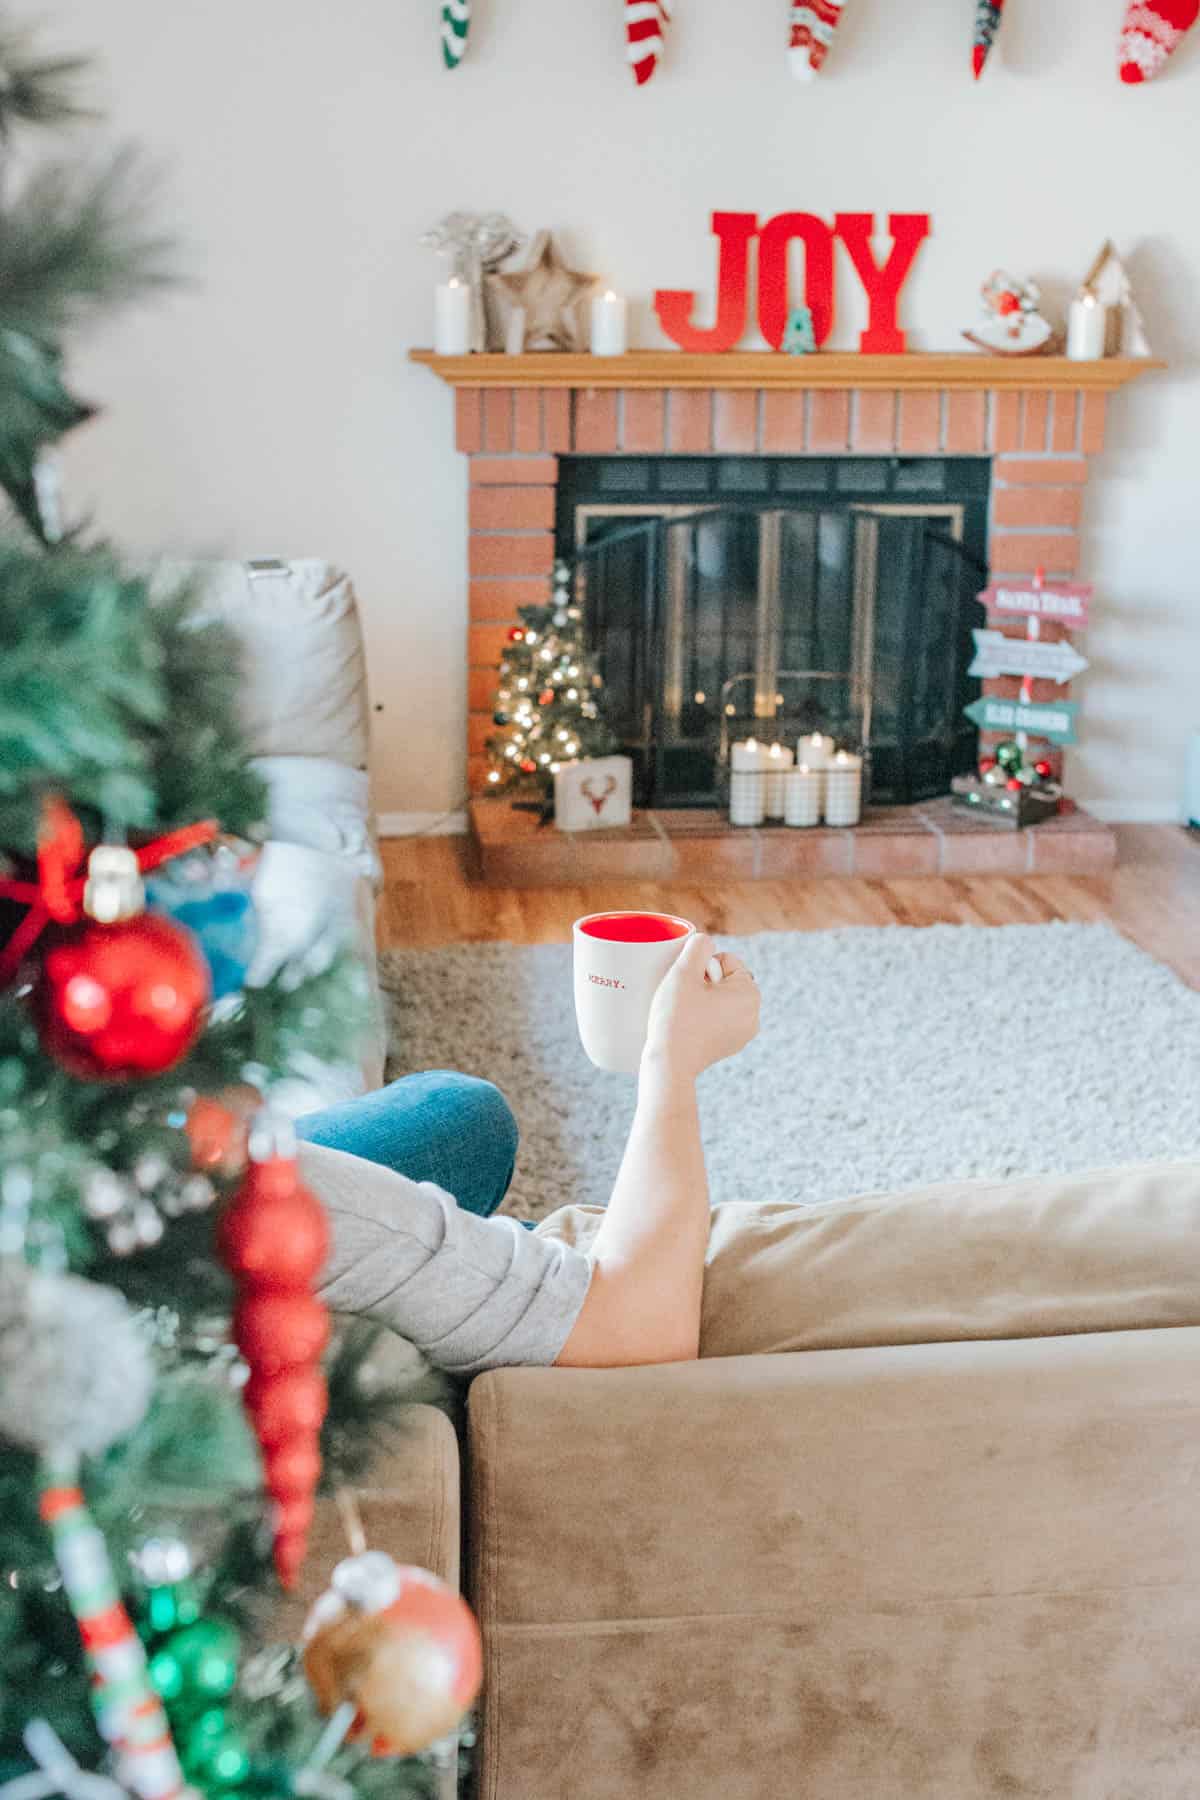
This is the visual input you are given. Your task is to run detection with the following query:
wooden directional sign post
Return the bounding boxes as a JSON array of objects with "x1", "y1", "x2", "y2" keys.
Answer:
[
  {"x1": 977, "y1": 580, "x2": 1093, "y2": 627},
  {"x1": 964, "y1": 695, "x2": 1079, "y2": 745},
  {"x1": 968, "y1": 630, "x2": 1089, "y2": 685}
]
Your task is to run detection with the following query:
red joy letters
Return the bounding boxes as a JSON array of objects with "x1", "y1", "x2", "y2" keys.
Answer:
[{"x1": 655, "y1": 211, "x2": 933, "y2": 354}]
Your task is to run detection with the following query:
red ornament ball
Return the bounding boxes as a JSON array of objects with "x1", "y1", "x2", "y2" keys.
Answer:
[
  {"x1": 217, "y1": 1157, "x2": 329, "y2": 1290},
  {"x1": 507, "y1": 627, "x2": 525, "y2": 643},
  {"x1": 1034, "y1": 760, "x2": 1053, "y2": 780},
  {"x1": 1006, "y1": 777, "x2": 1023, "y2": 792},
  {"x1": 537, "y1": 689, "x2": 554, "y2": 706},
  {"x1": 519, "y1": 758, "x2": 537, "y2": 774},
  {"x1": 34, "y1": 912, "x2": 209, "y2": 1081},
  {"x1": 234, "y1": 1292, "x2": 330, "y2": 1377},
  {"x1": 979, "y1": 757, "x2": 997, "y2": 775}
]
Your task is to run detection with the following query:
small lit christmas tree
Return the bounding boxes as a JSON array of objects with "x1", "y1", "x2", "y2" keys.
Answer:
[{"x1": 486, "y1": 561, "x2": 615, "y2": 804}]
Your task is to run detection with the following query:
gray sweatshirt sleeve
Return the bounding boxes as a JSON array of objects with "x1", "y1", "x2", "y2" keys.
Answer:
[{"x1": 300, "y1": 1141, "x2": 594, "y2": 1376}]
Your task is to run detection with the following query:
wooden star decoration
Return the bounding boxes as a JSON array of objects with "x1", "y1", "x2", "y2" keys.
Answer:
[{"x1": 485, "y1": 230, "x2": 599, "y2": 352}]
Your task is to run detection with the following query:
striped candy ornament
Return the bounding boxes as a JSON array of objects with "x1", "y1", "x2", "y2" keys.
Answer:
[
  {"x1": 789, "y1": 0, "x2": 847, "y2": 78},
  {"x1": 441, "y1": 0, "x2": 469, "y2": 69},
  {"x1": 626, "y1": 0, "x2": 672, "y2": 85},
  {"x1": 1118, "y1": 0, "x2": 1199, "y2": 80},
  {"x1": 39, "y1": 1462, "x2": 188, "y2": 1800},
  {"x1": 973, "y1": 0, "x2": 1005, "y2": 77}
]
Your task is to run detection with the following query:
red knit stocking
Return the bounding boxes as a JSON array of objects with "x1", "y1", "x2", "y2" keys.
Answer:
[{"x1": 1118, "y1": 0, "x2": 1199, "y2": 81}]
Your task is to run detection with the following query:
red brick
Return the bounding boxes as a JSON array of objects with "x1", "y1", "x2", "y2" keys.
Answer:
[
  {"x1": 469, "y1": 577, "x2": 549, "y2": 621},
  {"x1": 470, "y1": 455, "x2": 559, "y2": 485},
  {"x1": 809, "y1": 390, "x2": 850, "y2": 452},
  {"x1": 483, "y1": 389, "x2": 514, "y2": 452},
  {"x1": 714, "y1": 390, "x2": 758, "y2": 453},
  {"x1": 1081, "y1": 391, "x2": 1107, "y2": 454},
  {"x1": 988, "y1": 532, "x2": 1079, "y2": 575},
  {"x1": 468, "y1": 533, "x2": 554, "y2": 577},
  {"x1": 468, "y1": 667, "x2": 497, "y2": 710},
  {"x1": 543, "y1": 389, "x2": 572, "y2": 452},
  {"x1": 468, "y1": 486, "x2": 555, "y2": 531},
  {"x1": 455, "y1": 390, "x2": 482, "y2": 454},
  {"x1": 574, "y1": 388, "x2": 619, "y2": 453},
  {"x1": 468, "y1": 623, "x2": 514, "y2": 668},
  {"x1": 991, "y1": 487, "x2": 1083, "y2": 529},
  {"x1": 852, "y1": 391, "x2": 896, "y2": 452},
  {"x1": 897, "y1": 391, "x2": 941, "y2": 454},
  {"x1": 938, "y1": 831, "x2": 1032, "y2": 876},
  {"x1": 1021, "y1": 391, "x2": 1049, "y2": 451},
  {"x1": 989, "y1": 391, "x2": 1021, "y2": 453},
  {"x1": 851, "y1": 833, "x2": 940, "y2": 878},
  {"x1": 945, "y1": 390, "x2": 986, "y2": 454},
  {"x1": 668, "y1": 390, "x2": 713, "y2": 452},
  {"x1": 761, "y1": 391, "x2": 807, "y2": 453},
  {"x1": 994, "y1": 457, "x2": 1088, "y2": 486},
  {"x1": 1049, "y1": 393, "x2": 1078, "y2": 453},
  {"x1": 622, "y1": 390, "x2": 666, "y2": 452},
  {"x1": 1029, "y1": 829, "x2": 1117, "y2": 875},
  {"x1": 513, "y1": 389, "x2": 542, "y2": 453}
]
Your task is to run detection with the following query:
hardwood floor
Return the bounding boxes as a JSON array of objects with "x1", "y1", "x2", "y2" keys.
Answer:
[{"x1": 379, "y1": 823, "x2": 1200, "y2": 990}]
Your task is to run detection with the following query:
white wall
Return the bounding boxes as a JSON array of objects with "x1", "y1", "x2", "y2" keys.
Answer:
[{"x1": 57, "y1": 0, "x2": 1198, "y2": 823}]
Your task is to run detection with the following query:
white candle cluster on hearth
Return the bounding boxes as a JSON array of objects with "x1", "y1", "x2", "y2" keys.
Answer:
[
  {"x1": 1066, "y1": 290, "x2": 1107, "y2": 361},
  {"x1": 797, "y1": 731, "x2": 835, "y2": 770},
  {"x1": 590, "y1": 289, "x2": 629, "y2": 357},
  {"x1": 783, "y1": 763, "x2": 823, "y2": 827},
  {"x1": 434, "y1": 276, "x2": 471, "y2": 355},
  {"x1": 763, "y1": 742, "x2": 794, "y2": 818},
  {"x1": 823, "y1": 749, "x2": 864, "y2": 827},
  {"x1": 729, "y1": 738, "x2": 766, "y2": 826}
]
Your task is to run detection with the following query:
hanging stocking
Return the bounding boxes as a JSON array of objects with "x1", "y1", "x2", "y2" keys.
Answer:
[
  {"x1": 441, "y1": 0, "x2": 469, "y2": 69},
  {"x1": 1118, "y1": 0, "x2": 1199, "y2": 80},
  {"x1": 973, "y1": 0, "x2": 1005, "y2": 77},
  {"x1": 789, "y1": 0, "x2": 848, "y2": 79},
  {"x1": 626, "y1": 0, "x2": 671, "y2": 86}
]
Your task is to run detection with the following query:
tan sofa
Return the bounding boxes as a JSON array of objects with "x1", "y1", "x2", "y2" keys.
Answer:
[{"x1": 314, "y1": 1161, "x2": 1200, "y2": 1799}]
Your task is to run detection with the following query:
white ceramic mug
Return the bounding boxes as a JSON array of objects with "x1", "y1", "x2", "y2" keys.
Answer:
[{"x1": 573, "y1": 910, "x2": 717, "y2": 1075}]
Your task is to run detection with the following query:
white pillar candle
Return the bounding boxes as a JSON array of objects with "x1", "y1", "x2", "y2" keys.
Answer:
[
  {"x1": 797, "y1": 731, "x2": 835, "y2": 770},
  {"x1": 823, "y1": 750, "x2": 863, "y2": 827},
  {"x1": 729, "y1": 738, "x2": 766, "y2": 827},
  {"x1": 783, "y1": 763, "x2": 823, "y2": 828},
  {"x1": 590, "y1": 289, "x2": 629, "y2": 357},
  {"x1": 504, "y1": 305, "x2": 527, "y2": 356},
  {"x1": 434, "y1": 277, "x2": 472, "y2": 355},
  {"x1": 762, "y1": 742, "x2": 795, "y2": 818},
  {"x1": 1066, "y1": 292, "x2": 1107, "y2": 361}
]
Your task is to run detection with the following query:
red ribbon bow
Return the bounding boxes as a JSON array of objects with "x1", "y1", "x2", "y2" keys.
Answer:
[{"x1": 0, "y1": 799, "x2": 218, "y2": 984}]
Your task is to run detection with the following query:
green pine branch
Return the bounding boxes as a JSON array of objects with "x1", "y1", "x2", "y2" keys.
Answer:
[{"x1": 0, "y1": 18, "x2": 94, "y2": 140}]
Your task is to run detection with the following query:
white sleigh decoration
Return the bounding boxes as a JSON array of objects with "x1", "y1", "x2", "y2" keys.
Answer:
[{"x1": 553, "y1": 755, "x2": 634, "y2": 833}]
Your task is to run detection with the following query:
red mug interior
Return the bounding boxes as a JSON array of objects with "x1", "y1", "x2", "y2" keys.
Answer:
[{"x1": 579, "y1": 912, "x2": 692, "y2": 944}]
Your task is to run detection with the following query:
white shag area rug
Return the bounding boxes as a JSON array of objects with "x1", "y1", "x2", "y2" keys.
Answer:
[{"x1": 378, "y1": 922, "x2": 1200, "y2": 1222}]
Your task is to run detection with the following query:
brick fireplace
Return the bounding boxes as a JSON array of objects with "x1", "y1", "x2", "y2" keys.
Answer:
[{"x1": 412, "y1": 350, "x2": 1161, "y2": 883}]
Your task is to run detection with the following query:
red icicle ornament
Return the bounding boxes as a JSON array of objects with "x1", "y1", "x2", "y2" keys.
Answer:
[{"x1": 218, "y1": 1119, "x2": 330, "y2": 1588}]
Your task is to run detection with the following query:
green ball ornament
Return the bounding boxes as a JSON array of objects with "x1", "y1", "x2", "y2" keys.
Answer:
[
  {"x1": 180, "y1": 1709, "x2": 252, "y2": 1791},
  {"x1": 142, "y1": 1577, "x2": 202, "y2": 1639},
  {"x1": 151, "y1": 1617, "x2": 240, "y2": 1707},
  {"x1": 995, "y1": 740, "x2": 1023, "y2": 774},
  {"x1": 493, "y1": 712, "x2": 509, "y2": 726}
]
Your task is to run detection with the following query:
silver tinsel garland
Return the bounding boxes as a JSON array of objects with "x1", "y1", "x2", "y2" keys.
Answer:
[{"x1": 0, "y1": 1265, "x2": 154, "y2": 1457}]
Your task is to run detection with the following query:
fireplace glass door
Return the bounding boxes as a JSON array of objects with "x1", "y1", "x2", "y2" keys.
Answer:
[{"x1": 572, "y1": 484, "x2": 987, "y2": 809}]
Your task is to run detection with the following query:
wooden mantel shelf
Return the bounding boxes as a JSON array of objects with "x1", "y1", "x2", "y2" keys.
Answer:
[{"x1": 409, "y1": 349, "x2": 1164, "y2": 393}]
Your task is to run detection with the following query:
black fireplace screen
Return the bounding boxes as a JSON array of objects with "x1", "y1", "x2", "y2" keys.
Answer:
[{"x1": 560, "y1": 456, "x2": 990, "y2": 809}]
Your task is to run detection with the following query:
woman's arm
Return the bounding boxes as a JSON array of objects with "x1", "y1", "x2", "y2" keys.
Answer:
[{"x1": 556, "y1": 932, "x2": 759, "y2": 1367}]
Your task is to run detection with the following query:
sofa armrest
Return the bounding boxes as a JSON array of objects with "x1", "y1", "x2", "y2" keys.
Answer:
[
  {"x1": 271, "y1": 1402, "x2": 461, "y2": 1643},
  {"x1": 468, "y1": 1333, "x2": 1200, "y2": 1799}
]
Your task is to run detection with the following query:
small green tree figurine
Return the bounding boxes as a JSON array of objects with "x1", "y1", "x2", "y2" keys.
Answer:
[
  {"x1": 487, "y1": 560, "x2": 615, "y2": 803},
  {"x1": 782, "y1": 305, "x2": 817, "y2": 355}
]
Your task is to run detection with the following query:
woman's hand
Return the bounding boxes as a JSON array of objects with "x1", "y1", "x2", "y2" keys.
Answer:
[{"x1": 642, "y1": 933, "x2": 760, "y2": 1084}]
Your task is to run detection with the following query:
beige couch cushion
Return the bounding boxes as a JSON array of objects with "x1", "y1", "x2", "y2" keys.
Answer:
[{"x1": 538, "y1": 1160, "x2": 1200, "y2": 1357}]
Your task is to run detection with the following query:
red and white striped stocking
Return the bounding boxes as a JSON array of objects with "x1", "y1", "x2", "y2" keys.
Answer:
[
  {"x1": 1118, "y1": 0, "x2": 1199, "y2": 80},
  {"x1": 789, "y1": 0, "x2": 847, "y2": 78},
  {"x1": 626, "y1": 0, "x2": 671, "y2": 86}
]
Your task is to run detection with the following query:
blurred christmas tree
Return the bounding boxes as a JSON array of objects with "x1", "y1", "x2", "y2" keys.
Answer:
[
  {"x1": 0, "y1": 15, "x2": 478, "y2": 1800},
  {"x1": 485, "y1": 560, "x2": 615, "y2": 805}
]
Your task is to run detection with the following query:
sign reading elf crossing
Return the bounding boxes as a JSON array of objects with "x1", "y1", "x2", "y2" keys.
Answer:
[
  {"x1": 968, "y1": 630, "x2": 1089, "y2": 685},
  {"x1": 964, "y1": 695, "x2": 1079, "y2": 745},
  {"x1": 977, "y1": 579, "x2": 1093, "y2": 627}
]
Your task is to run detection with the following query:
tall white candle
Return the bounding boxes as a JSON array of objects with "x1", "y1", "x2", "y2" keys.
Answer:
[
  {"x1": 823, "y1": 750, "x2": 863, "y2": 827},
  {"x1": 729, "y1": 738, "x2": 766, "y2": 827},
  {"x1": 1066, "y1": 292, "x2": 1106, "y2": 361},
  {"x1": 783, "y1": 763, "x2": 822, "y2": 828},
  {"x1": 504, "y1": 306, "x2": 527, "y2": 356},
  {"x1": 590, "y1": 289, "x2": 629, "y2": 357},
  {"x1": 797, "y1": 731, "x2": 835, "y2": 769},
  {"x1": 434, "y1": 277, "x2": 472, "y2": 355},
  {"x1": 763, "y1": 742, "x2": 795, "y2": 818}
]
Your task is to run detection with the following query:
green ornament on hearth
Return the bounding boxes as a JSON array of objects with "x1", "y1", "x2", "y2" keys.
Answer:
[{"x1": 995, "y1": 739, "x2": 1024, "y2": 774}]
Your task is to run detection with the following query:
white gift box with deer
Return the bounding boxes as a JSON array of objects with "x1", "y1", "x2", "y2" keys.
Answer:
[{"x1": 553, "y1": 755, "x2": 634, "y2": 833}]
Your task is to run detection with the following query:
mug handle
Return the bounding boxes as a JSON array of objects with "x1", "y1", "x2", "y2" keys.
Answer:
[{"x1": 705, "y1": 956, "x2": 724, "y2": 986}]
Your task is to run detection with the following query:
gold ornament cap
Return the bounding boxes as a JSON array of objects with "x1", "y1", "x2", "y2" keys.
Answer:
[{"x1": 83, "y1": 845, "x2": 145, "y2": 924}]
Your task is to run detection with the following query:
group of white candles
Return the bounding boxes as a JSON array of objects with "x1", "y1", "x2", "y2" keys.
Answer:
[
  {"x1": 434, "y1": 279, "x2": 629, "y2": 357},
  {"x1": 729, "y1": 734, "x2": 864, "y2": 829}
]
